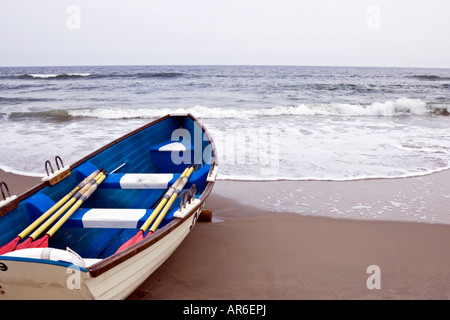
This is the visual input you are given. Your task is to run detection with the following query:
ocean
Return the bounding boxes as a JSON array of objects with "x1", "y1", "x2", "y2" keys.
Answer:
[{"x1": 1, "y1": 65, "x2": 449, "y2": 182}]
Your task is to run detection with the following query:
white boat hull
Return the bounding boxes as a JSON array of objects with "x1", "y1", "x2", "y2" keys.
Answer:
[
  {"x1": 0, "y1": 114, "x2": 216, "y2": 300},
  {"x1": 0, "y1": 203, "x2": 203, "y2": 300}
]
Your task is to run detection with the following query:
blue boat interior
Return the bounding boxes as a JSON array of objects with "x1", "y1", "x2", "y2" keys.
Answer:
[{"x1": 0, "y1": 116, "x2": 213, "y2": 259}]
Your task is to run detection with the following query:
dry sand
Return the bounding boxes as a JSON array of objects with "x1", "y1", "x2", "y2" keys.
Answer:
[{"x1": 1, "y1": 168, "x2": 449, "y2": 300}]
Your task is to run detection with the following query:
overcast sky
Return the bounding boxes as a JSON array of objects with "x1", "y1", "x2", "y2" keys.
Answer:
[{"x1": 1, "y1": 0, "x2": 449, "y2": 68}]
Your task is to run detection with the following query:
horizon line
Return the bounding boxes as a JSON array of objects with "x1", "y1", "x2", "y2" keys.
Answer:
[{"x1": 0, "y1": 63, "x2": 449, "y2": 70}]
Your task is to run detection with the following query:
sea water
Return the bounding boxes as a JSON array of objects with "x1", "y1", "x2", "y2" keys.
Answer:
[{"x1": 1, "y1": 65, "x2": 449, "y2": 182}]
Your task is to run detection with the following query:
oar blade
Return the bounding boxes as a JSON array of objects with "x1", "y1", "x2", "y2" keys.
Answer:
[
  {"x1": 144, "y1": 230, "x2": 154, "y2": 239},
  {"x1": 27, "y1": 235, "x2": 50, "y2": 249},
  {"x1": 15, "y1": 237, "x2": 33, "y2": 251},
  {"x1": 116, "y1": 230, "x2": 144, "y2": 253},
  {"x1": 0, "y1": 236, "x2": 21, "y2": 255}
]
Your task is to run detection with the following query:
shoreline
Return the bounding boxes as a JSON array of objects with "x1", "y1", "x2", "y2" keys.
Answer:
[
  {"x1": 2, "y1": 167, "x2": 449, "y2": 225},
  {"x1": 220, "y1": 165, "x2": 450, "y2": 182},
  {"x1": 1, "y1": 168, "x2": 449, "y2": 299},
  {"x1": 213, "y1": 168, "x2": 450, "y2": 226}
]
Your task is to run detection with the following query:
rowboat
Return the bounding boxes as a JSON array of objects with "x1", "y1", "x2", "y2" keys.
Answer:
[{"x1": 0, "y1": 111, "x2": 218, "y2": 300}]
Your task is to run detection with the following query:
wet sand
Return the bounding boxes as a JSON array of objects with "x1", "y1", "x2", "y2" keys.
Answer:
[{"x1": 1, "y1": 168, "x2": 449, "y2": 300}]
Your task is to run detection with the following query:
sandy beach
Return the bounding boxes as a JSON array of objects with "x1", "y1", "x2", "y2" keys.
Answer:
[{"x1": 1, "y1": 168, "x2": 449, "y2": 300}]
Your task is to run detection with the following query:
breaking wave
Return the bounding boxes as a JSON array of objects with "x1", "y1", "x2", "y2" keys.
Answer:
[
  {"x1": 68, "y1": 99, "x2": 448, "y2": 119},
  {"x1": 5, "y1": 72, "x2": 185, "y2": 80},
  {"x1": 24, "y1": 73, "x2": 92, "y2": 79},
  {"x1": 7, "y1": 99, "x2": 448, "y2": 122}
]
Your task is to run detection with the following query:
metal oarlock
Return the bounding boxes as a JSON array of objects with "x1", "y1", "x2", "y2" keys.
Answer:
[
  {"x1": 188, "y1": 184, "x2": 196, "y2": 204},
  {"x1": 45, "y1": 156, "x2": 65, "y2": 175},
  {"x1": 42, "y1": 156, "x2": 71, "y2": 186},
  {"x1": 45, "y1": 160, "x2": 54, "y2": 176},
  {"x1": 207, "y1": 162, "x2": 218, "y2": 183},
  {"x1": 175, "y1": 184, "x2": 199, "y2": 219},
  {"x1": 0, "y1": 182, "x2": 11, "y2": 201},
  {"x1": 209, "y1": 161, "x2": 215, "y2": 176},
  {"x1": 180, "y1": 183, "x2": 197, "y2": 210},
  {"x1": 180, "y1": 190, "x2": 189, "y2": 210},
  {"x1": 55, "y1": 156, "x2": 64, "y2": 171}
]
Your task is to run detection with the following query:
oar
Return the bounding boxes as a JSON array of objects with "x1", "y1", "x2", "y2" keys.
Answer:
[
  {"x1": 0, "y1": 169, "x2": 100, "y2": 255},
  {"x1": 16, "y1": 170, "x2": 106, "y2": 250},
  {"x1": 115, "y1": 166, "x2": 192, "y2": 253},
  {"x1": 145, "y1": 166, "x2": 194, "y2": 238}
]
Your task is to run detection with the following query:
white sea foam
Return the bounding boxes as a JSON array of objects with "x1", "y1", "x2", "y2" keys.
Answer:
[
  {"x1": 28, "y1": 74, "x2": 59, "y2": 78},
  {"x1": 255, "y1": 98, "x2": 430, "y2": 117},
  {"x1": 63, "y1": 98, "x2": 434, "y2": 120},
  {"x1": 2, "y1": 97, "x2": 449, "y2": 182},
  {"x1": 27, "y1": 73, "x2": 91, "y2": 78},
  {"x1": 2, "y1": 64, "x2": 450, "y2": 184},
  {"x1": 0, "y1": 164, "x2": 43, "y2": 178}
]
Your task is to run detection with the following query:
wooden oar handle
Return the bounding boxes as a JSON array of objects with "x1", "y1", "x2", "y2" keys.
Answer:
[
  {"x1": 79, "y1": 173, "x2": 106, "y2": 200},
  {"x1": 77, "y1": 169, "x2": 100, "y2": 189},
  {"x1": 163, "y1": 185, "x2": 177, "y2": 200},
  {"x1": 175, "y1": 176, "x2": 190, "y2": 194},
  {"x1": 161, "y1": 166, "x2": 192, "y2": 199},
  {"x1": 72, "y1": 170, "x2": 105, "y2": 199}
]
